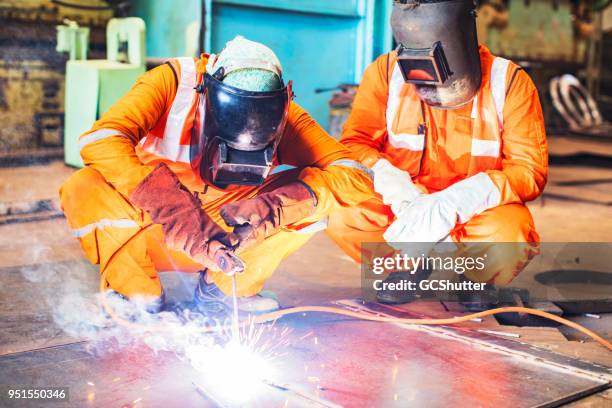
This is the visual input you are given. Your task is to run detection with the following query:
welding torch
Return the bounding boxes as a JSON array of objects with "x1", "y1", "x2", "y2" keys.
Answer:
[{"x1": 216, "y1": 250, "x2": 245, "y2": 343}]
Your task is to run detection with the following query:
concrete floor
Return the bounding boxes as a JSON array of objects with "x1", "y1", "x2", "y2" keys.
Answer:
[{"x1": 0, "y1": 135, "x2": 611, "y2": 406}]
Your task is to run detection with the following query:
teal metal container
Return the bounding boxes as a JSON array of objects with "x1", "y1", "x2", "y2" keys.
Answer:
[
  {"x1": 60, "y1": 18, "x2": 146, "y2": 167},
  {"x1": 134, "y1": 0, "x2": 393, "y2": 130},
  {"x1": 207, "y1": 0, "x2": 392, "y2": 128}
]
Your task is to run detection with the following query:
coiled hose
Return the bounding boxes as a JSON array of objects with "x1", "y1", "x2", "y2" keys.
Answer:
[{"x1": 99, "y1": 225, "x2": 612, "y2": 351}]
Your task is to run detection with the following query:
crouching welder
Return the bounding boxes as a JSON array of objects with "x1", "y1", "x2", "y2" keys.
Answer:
[
  {"x1": 60, "y1": 36, "x2": 373, "y2": 313},
  {"x1": 326, "y1": 0, "x2": 549, "y2": 303}
]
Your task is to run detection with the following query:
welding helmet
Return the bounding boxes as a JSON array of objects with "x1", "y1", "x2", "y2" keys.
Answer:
[
  {"x1": 190, "y1": 37, "x2": 292, "y2": 187},
  {"x1": 391, "y1": 0, "x2": 481, "y2": 109}
]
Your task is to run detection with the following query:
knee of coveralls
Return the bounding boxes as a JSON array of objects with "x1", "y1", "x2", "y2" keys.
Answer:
[
  {"x1": 206, "y1": 168, "x2": 320, "y2": 297},
  {"x1": 452, "y1": 204, "x2": 540, "y2": 285},
  {"x1": 326, "y1": 193, "x2": 399, "y2": 272},
  {"x1": 326, "y1": 196, "x2": 394, "y2": 264},
  {"x1": 59, "y1": 167, "x2": 162, "y2": 299}
]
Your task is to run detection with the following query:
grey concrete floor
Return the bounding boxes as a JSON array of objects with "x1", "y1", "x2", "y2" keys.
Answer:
[{"x1": 0, "y1": 135, "x2": 611, "y2": 406}]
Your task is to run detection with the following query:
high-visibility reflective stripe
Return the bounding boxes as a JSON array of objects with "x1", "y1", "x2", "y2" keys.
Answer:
[
  {"x1": 79, "y1": 129, "x2": 128, "y2": 151},
  {"x1": 139, "y1": 58, "x2": 196, "y2": 163},
  {"x1": 387, "y1": 57, "x2": 505, "y2": 162},
  {"x1": 71, "y1": 218, "x2": 139, "y2": 238},
  {"x1": 490, "y1": 57, "x2": 510, "y2": 127},
  {"x1": 470, "y1": 95, "x2": 479, "y2": 119},
  {"x1": 328, "y1": 159, "x2": 373, "y2": 179},
  {"x1": 140, "y1": 136, "x2": 192, "y2": 163},
  {"x1": 295, "y1": 217, "x2": 328, "y2": 234},
  {"x1": 386, "y1": 66, "x2": 409, "y2": 145},
  {"x1": 386, "y1": 66, "x2": 426, "y2": 153},
  {"x1": 471, "y1": 139, "x2": 501, "y2": 157},
  {"x1": 146, "y1": 57, "x2": 196, "y2": 162},
  {"x1": 388, "y1": 132, "x2": 425, "y2": 151}
]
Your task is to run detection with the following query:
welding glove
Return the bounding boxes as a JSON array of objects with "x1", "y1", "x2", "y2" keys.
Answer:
[
  {"x1": 220, "y1": 181, "x2": 317, "y2": 252},
  {"x1": 371, "y1": 159, "x2": 424, "y2": 215},
  {"x1": 384, "y1": 173, "x2": 501, "y2": 245},
  {"x1": 129, "y1": 163, "x2": 243, "y2": 275}
]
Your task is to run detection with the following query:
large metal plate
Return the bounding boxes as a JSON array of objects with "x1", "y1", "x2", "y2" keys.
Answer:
[{"x1": 0, "y1": 300, "x2": 609, "y2": 408}]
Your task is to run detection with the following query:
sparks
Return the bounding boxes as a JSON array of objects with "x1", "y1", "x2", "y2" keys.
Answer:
[
  {"x1": 187, "y1": 317, "x2": 293, "y2": 405},
  {"x1": 188, "y1": 340, "x2": 276, "y2": 405}
]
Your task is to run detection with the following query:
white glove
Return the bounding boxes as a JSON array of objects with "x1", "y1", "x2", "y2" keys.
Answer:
[
  {"x1": 383, "y1": 172, "x2": 501, "y2": 244},
  {"x1": 371, "y1": 159, "x2": 423, "y2": 215}
]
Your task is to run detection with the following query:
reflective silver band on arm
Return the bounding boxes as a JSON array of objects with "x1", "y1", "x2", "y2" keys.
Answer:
[
  {"x1": 78, "y1": 129, "x2": 130, "y2": 152},
  {"x1": 71, "y1": 218, "x2": 139, "y2": 238},
  {"x1": 328, "y1": 159, "x2": 373, "y2": 179}
]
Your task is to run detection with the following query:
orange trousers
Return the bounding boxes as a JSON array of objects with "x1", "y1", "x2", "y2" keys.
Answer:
[
  {"x1": 326, "y1": 197, "x2": 540, "y2": 285},
  {"x1": 59, "y1": 167, "x2": 315, "y2": 299}
]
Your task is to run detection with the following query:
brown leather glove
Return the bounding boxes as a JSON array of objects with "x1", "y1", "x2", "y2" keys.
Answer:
[
  {"x1": 220, "y1": 181, "x2": 316, "y2": 252},
  {"x1": 129, "y1": 163, "x2": 243, "y2": 275}
]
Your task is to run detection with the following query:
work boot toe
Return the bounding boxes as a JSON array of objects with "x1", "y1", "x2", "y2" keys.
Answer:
[
  {"x1": 194, "y1": 272, "x2": 280, "y2": 315},
  {"x1": 458, "y1": 282, "x2": 500, "y2": 312},
  {"x1": 236, "y1": 294, "x2": 280, "y2": 314},
  {"x1": 105, "y1": 289, "x2": 166, "y2": 314},
  {"x1": 376, "y1": 268, "x2": 432, "y2": 305}
]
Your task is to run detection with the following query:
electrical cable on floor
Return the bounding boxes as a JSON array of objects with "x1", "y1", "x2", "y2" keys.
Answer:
[{"x1": 99, "y1": 224, "x2": 612, "y2": 352}]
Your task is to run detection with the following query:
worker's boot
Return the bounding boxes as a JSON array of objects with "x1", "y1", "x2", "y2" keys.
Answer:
[
  {"x1": 193, "y1": 272, "x2": 280, "y2": 315},
  {"x1": 457, "y1": 278, "x2": 500, "y2": 312},
  {"x1": 376, "y1": 267, "x2": 432, "y2": 304},
  {"x1": 103, "y1": 288, "x2": 166, "y2": 315}
]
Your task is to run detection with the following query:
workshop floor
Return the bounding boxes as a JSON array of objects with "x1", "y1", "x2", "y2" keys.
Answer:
[{"x1": 0, "y1": 135, "x2": 611, "y2": 407}]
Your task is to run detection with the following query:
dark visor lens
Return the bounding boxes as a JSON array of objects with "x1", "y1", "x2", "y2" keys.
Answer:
[
  {"x1": 396, "y1": 41, "x2": 451, "y2": 86},
  {"x1": 398, "y1": 58, "x2": 439, "y2": 83},
  {"x1": 210, "y1": 142, "x2": 273, "y2": 186}
]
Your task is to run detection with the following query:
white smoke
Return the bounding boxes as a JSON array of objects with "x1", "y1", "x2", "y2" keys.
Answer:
[
  {"x1": 15, "y1": 255, "x2": 227, "y2": 355},
  {"x1": 13, "y1": 243, "x2": 289, "y2": 407}
]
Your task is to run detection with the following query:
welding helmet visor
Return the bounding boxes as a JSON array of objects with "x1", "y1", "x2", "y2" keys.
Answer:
[
  {"x1": 190, "y1": 69, "x2": 292, "y2": 187},
  {"x1": 391, "y1": 0, "x2": 482, "y2": 108}
]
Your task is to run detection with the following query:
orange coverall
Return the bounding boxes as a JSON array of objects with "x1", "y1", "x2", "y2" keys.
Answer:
[
  {"x1": 327, "y1": 46, "x2": 548, "y2": 284},
  {"x1": 60, "y1": 55, "x2": 373, "y2": 299}
]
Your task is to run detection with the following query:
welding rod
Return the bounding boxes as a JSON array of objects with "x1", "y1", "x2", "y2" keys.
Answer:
[
  {"x1": 231, "y1": 274, "x2": 240, "y2": 342},
  {"x1": 263, "y1": 379, "x2": 343, "y2": 408},
  {"x1": 193, "y1": 382, "x2": 229, "y2": 408},
  {"x1": 477, "y1": 329, "x2": 521, "y2": 338}
]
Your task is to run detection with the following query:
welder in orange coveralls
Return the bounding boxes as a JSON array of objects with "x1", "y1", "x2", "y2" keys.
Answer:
[
  {"x1": 60, "y1": 36, "x2": 373, "y2": 313},
  {"x1": 326, "y1": 0, "x2": 548, "y2": 304}
]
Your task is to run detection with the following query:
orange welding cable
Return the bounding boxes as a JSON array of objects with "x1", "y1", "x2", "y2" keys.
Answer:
[
  {"x1": 98, "y1": 225, "x2": 612, "y2": 351},
  {"x1": 252, "y1": 306, "x2": 612, "y2": 352}
]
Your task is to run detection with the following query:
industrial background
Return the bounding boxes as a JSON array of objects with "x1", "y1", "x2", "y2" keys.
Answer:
[
  {"x1": 2, "y1": 0, "x2": 610, "y2": 154},
  {"x1": 0, "y1": 1, "x2": 611, "y2": 407}
]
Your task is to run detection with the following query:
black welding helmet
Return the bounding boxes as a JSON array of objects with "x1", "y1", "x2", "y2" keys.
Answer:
[
  {"x1": 391, "y1": 0, "x2": 482, "y2": 109},
  {"x1": 190, "y1": 64, "x2": 292, "y2": 188}
]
